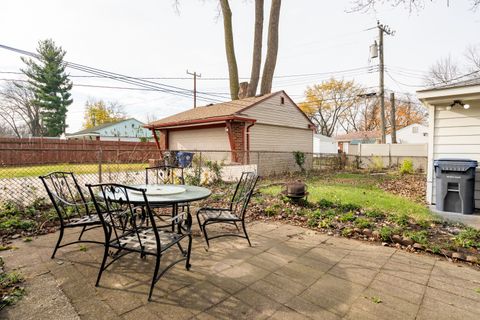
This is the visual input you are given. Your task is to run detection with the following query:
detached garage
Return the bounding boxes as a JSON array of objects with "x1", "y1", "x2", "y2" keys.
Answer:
[
  {"x1": 145, "y1": 91, "x2": 315, "y2": 167},
  {"x1": 417, "y1": 80, "x2": 480, "y2": 210}
]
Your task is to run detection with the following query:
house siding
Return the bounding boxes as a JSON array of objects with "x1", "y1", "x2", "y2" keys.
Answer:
[
  {"x1": 97, "y1": 119, "x2": 152, "y2": 138},
  {"x1": 429, "y1": 102, "x2": 480, "y2": 209},
  {"x1": 242, "y1": 92, "x2": 311, "y2": 130}
]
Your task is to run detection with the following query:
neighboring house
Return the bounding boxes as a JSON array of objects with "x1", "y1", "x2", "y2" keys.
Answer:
[
  {"x1": 145, "y1": 91, "x2": 315, "y2": 165},
  {"x1": 335, "y1": 131, "x2": 381, "y2": 154},
  {"x1": 67, "y1": 118, "x2": 152, "y2": 142},
  {"x1": 386, "y1": 123, "x2": 428, "y2": 144},
  {"x1": 314, "y1": 134, "x2": 337, "y2": 154},
  {"x1": 417, "y1": 78, "x2": 480, "y2": 209}
]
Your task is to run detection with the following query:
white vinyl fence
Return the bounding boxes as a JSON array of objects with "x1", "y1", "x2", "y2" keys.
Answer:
[{"x1": 347, "y1": 143, "x2": 428, "y2": 171}]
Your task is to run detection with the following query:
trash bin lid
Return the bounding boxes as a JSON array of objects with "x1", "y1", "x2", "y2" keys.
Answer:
[{"x1": 434, "y1": 158, "x2": 478, "y2": 171}]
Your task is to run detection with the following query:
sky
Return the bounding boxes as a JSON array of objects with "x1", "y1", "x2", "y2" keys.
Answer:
[{"x1": 0, "y1": 0, "x2": 479, "y2": 133}]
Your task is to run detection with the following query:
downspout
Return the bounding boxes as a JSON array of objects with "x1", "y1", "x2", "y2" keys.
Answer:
[{"x1": 246, "y1": 121, "x2": 255, "y2": 164}]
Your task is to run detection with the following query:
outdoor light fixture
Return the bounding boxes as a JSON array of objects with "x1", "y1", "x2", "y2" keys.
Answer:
[{"x1": 449, "y1": 100, "x2": 470, "y2": 110}]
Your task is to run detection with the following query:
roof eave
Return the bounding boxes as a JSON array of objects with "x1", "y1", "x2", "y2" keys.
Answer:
[
  {"x1": 145, "y1": 116, "x2": 257, "y2": 129},
  {"x1": 417, "y1": 84, "x2": 480, "y2": 105}
]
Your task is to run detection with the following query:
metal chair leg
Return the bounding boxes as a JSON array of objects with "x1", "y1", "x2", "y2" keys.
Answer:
[
  {"x1": 51, "y1": 227, "x2": 64, "y2": 259},
  {"x1": 96, "y1": 228, "x2": 111, "y2": 287},
  {"x1": 242, "y1": 221, "x2": 251, "y2": 247},
  {"x1": 185, "y1": 235, "x2": 192, "y2": 270},
  {"x1": 148, "y1": 255, "x2": 161, "y2": 301}
]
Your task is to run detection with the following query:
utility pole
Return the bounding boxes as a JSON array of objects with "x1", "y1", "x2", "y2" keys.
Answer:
[
  {"x1": 390, "y1": 92, "x2": 397, "y2": 144},
  {"x1": 186, "y1": 70, "x2": 201, "y2": 108},
  {"x1": 375, "y1": 21, "x2": 395, "y2": 143}
]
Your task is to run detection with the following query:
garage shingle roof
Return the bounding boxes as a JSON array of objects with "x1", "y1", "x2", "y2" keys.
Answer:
[{"x1": 147, "y1": 92, "x2": 280, "y2": 128}]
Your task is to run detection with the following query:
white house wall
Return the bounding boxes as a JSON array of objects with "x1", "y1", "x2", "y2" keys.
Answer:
[
  {"x1": 386, "y1": 124, "x2": 428, "y2": 144},
  {"x1": 429, "y1": 103, "x2": 480, "y2": 209}
]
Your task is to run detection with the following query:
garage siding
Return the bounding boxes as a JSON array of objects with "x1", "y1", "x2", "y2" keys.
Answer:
[
  {"x1": 249, "y1": 124, "x2": 313, "y2": 152},
  {"x1": 169, "y1": 127, "x2": 231, "y2": 162},
  {"x1": 430, "y1": 103, "x2": 480, "y2": 209},
  {"x1": 242, "y1": 92, "x2": 311, "y2": 130}
]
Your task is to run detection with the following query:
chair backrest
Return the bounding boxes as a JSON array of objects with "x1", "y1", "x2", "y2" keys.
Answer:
[
  {"x1": 86, "y1": 183, "x2": 163, "y2": 251},
  {"x1": 229, "y1": 172, "x2": 259, "y2": 219},
  {"x1": 145, "y1": 165, "x2": 185, "y2": 185},
  {"x1": 39, "y1": 171, "x2": 90, "y2": 225}
]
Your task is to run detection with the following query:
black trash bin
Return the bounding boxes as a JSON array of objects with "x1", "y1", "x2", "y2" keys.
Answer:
[{"x1": 434, "y1": 158, "x2": 478, "y2": 214}]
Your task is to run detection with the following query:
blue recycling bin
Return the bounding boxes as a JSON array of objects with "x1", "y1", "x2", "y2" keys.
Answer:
[{"x1": 176, "y1": 152, "x2": 194, "y2": 168}]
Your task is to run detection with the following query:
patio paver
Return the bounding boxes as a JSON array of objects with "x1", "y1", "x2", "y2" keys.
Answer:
[{"x1": 1, "y1": 221, "x2": 480, "y2": 319}]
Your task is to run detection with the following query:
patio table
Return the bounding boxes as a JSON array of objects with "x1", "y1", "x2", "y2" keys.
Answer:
[
  {"x1": 122, "y1": 184, "x2": 212, "y2": 207},
  {"x1": 100, "y1": 184, "x2": 211, "y2": 227}
]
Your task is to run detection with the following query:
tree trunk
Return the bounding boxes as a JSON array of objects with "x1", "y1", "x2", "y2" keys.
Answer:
[
  {"x1": 260, "y1": 0, "x2": 281, "y2": 95},
  {"x1": 219, "y1": 0, "x2": 239, "y2": 100},
  {"x1": 246, "y1": 0, "x2": 264, "y2": 97}
]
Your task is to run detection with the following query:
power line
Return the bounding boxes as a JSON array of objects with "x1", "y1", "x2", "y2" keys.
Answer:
[{"x1": 0, "y1": 43, "x2": 225, "y2": 104}]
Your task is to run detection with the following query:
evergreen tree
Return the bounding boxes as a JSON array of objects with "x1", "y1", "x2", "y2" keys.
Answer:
[{"x1": 22, "y1": 39, "x2": 73, "y2": 136}]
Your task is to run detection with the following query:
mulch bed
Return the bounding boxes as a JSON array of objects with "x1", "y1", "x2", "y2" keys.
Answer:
[{"x1": 377, "y1": 174, "x2": 427, "y2": 204}]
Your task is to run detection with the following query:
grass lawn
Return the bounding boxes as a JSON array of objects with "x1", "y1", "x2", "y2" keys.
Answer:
[
  {"x1": 260, "y1": 172, "x2": 433, "y2": 222},
  {"x1": 0, "y1": 163, "x2": 147, "y2": 179}
]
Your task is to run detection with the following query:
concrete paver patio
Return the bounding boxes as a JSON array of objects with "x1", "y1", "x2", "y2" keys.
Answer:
[{"x1": 1, "y1": 221, "x2": 480, "y2": 319}]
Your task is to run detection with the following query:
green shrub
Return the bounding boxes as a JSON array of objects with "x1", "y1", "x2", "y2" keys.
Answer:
[
  {"x1": 379, "y1": 226, "x2": 394, "y2": 242},
  {"x1": 307, "y1": 217, "x2": 318, "y2": 228},
  {"x1": 293, "y1": 151, "x2": 306, "y2": 172},
  {"x1": 338, "y1": 212, "x2": 356, "y2": 222},
  {"x1": 318, "y1": 198, "x2": 335, "y2": 208},
  {"x1": 399, "y1": 159, "x2": 415, "y2": 175},
  {"x1": 453, "y1": 228, "x2": 480, "y2": 248},
  {"x1": 365, "y1": 209, "x2": 385, "y2": 219},
  {"x1": 390, "y1": 213, "x2": 409, "y2": 227},
  {"x1": 339, "y1": 203, "x2": 361, "y2": 212},
  {"x1": 369, "y1": 156, "x2": 384, "y2": 171},
  {"x1": 355, "y1": 218, "x2": 372, "y2": 229},
  {"x1": 319, "y1": 217, "x2": 334, "y2": 228},
  {"x1": 0, "y1": 218, "x2": 35, "y2": 230},
  {"x1": 323, "y1": 208, "x2": 338, "y2": 218},
  {"x1": 341, "y1": 227, "x2": 353, "y2": 237},
  {"x1": 264, "y1": 204, "x2": 281, "y2": 217},
  {"x1": 0, "y1": 201, "x2": 21, "y2": 218},
  {"x1": 404, "y1": 230, "x2": 429, "y2": 245}
]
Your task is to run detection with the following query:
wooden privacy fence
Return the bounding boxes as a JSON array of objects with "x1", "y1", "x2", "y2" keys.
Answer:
[{"x1": 0, "y1": 138, "x2": 160, "y2": 166}]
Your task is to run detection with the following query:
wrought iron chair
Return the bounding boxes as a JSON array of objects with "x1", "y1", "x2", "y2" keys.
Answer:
[
  {"x1": 196, "y1": 172, "x2": 259, "y2": 247},
  {"x1": 86, "y1": 183, "x2": 192, "y2": 301},
  {"x1": 39, "y1": 172, "x2": 104, "y2": 259}
]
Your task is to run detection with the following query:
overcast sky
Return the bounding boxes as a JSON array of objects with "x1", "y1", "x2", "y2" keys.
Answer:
[{"x1": 0, "y1": 0, "x2": 479, "y2": 133}]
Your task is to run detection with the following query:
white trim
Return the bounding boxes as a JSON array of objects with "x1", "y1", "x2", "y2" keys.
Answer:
[{"x1": 426, "y1": 103, "x2": 435, "y2": 204}]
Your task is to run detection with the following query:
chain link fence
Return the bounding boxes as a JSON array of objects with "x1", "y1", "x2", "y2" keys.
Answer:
[{"x1": 0, "y1": 144, "x2": 427, "y2": 206}]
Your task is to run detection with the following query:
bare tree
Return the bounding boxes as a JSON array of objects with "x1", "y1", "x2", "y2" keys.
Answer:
[
  {"x1": 351, "y1": 0, "x2": 480, "y2": 12},
  {"x1": 0, "y1": 81, "x2": 41, "y2": 137},
  {"x1": 246, "y1": 0, "x2": 264, "y2": 97},
  {"x1": 425, "y1": 55, "x2": 461, "y2": 86},
  {"x1": 260, "y1": 0, "x2": 281, "y2": 95},
  {"x1": 465, "y1": 44, "x2": 480, "y2": 70},
  {"x1": 174, "y1": 1, "x2": 283, "y2": 99},
  {"x1": 219, "y1": 0, "x2": 239, "y2": 100}
]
